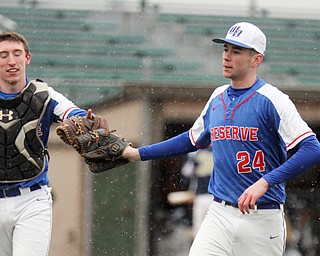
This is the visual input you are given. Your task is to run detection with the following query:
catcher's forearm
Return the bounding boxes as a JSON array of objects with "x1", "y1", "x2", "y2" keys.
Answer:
[{"x1": 122, "y1": 146, "x2": 141, "y2": 162}]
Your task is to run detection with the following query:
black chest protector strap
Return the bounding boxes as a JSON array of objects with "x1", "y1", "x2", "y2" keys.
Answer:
[{"x1": 0, "y1": 80, "x2": 51, "y2": 183}]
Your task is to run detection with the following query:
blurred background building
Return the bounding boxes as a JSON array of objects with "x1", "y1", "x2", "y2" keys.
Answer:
[{"x1": 0, "y1": 1, "x2": 319, "y2": 255}]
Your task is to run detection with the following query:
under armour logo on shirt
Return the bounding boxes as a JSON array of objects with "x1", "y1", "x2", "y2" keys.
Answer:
[
  {"x1": 0, "y1": 110, "x2": 14, "y2": 121},
  {"x1": 228, "y1": 26, "x2": 243, "y2": 37}
]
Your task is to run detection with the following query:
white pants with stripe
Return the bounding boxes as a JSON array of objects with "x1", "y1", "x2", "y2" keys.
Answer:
[
  {"x1": 0, "y1": 186, "x2": 53, "y2": 256},
  {"x1": 189, "y1": 200, "x2": 286, "y2": 256}
]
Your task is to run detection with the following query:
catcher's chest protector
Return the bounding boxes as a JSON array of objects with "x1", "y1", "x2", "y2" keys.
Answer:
[{"x1": 0, "y1": 80, "x2": 51, "y2": 183}]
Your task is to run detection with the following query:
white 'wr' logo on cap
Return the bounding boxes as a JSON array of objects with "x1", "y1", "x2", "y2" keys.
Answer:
[{"x1": 229, "y1": 26, "x2": 243, "y2": 37}]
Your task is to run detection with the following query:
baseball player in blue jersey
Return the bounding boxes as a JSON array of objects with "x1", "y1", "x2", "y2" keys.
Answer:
[
  {"x1": 0, "y1": 32, "x2": 90, "y2": 256},
  {"x1": 123, "y1": 22, "x2": 320, "y2": 255}
]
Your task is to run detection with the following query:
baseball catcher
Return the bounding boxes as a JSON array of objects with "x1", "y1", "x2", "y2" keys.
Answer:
[{"x1": 56, "y1": 109, "x2": 132, "y2": 172}]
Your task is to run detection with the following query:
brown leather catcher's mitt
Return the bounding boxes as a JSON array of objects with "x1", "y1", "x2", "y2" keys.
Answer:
[{"x1": 56, "y1": 109, "x2": 131, "y2": 172}]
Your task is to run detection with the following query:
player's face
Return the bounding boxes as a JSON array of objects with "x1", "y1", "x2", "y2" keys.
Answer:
[
  {"x1": 0, "y1": 40, "x2": 31, "y2": 92},
  {"x1": 222, "y1": 43, "x2": 258, "y2": 86}
]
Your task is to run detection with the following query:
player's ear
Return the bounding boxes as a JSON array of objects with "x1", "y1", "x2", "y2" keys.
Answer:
[
  {"x1": 252, "y1": 53, "x2": 263, "y2": 67},
  {"x1": 26, "y1": 53, "x2": 31, "y2": 65}
]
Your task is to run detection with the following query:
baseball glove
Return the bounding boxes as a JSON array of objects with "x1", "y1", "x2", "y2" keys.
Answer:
[
  {"x1": 56, "y1": 109, "x2": 131, "y2": 173},
  {"x1": 56, "y1": 109, "x2": 109, "y2": 146},
  {"x1": 73, "y1": 129, "x2": 132, "y2": 173}
]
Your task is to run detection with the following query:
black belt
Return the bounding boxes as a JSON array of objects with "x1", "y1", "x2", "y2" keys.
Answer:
[
  {"x1": 213, "y1": 197, "x2": 281, "y2": 210},
  {"x1": 0, "y1": 184, "x2": 42, "y2": 198}
]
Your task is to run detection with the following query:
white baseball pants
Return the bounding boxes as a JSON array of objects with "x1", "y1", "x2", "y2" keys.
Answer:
[
  {"x1": 189, "y1": 200, "x2": 286, "y2": 256},
  {"x1": 0, "y1": 186, "x2": 53, "y2": 256}
]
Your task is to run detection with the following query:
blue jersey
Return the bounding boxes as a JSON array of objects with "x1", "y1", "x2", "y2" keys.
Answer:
[
  {"x1": 189, "y1": 78, "x2": 314, "y2": 204},
  {"x1": 0, "y1": 80, "x2": 87, "y2": 189}
]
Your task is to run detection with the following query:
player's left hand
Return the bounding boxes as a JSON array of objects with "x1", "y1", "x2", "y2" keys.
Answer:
[
  {"x1": 56, "y1": 109, "x2": 108, "y2": 146},
  {"x1": 237, "y1": 178, "x2": 269, "y2": 214}
]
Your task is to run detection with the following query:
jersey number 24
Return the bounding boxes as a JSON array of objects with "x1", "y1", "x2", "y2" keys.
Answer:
[{"x1": 236, "y1": 150, "x2": 265, "y2": 173}]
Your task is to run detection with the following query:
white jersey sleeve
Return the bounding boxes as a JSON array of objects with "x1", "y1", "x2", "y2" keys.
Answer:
[
  {"x1": 257, "y1": 84, "x2": 314, "y2": 150},
  {"x1": 48, "y1": 87, "x2": 79, "y2": 121}
]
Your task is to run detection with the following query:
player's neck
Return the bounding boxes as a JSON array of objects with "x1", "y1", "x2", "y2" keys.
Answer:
[{"x1": 230, "y1": 75, "x2": 257, "y2": 89}]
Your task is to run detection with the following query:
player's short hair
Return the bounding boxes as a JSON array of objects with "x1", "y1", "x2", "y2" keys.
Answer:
[
  {"x1": 0, "y1": 32, "x2": 30, "y2": 56},
  {"x1": 249, "y1": 48, "x2": 261, "y2": 56}
]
